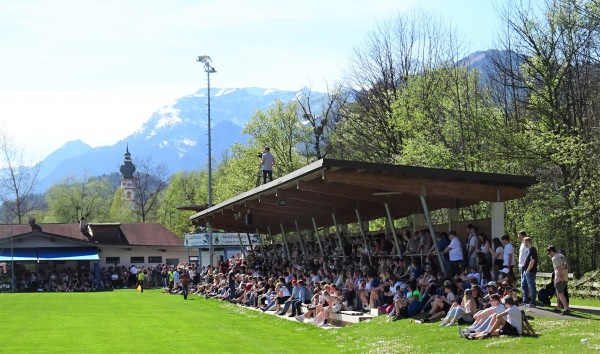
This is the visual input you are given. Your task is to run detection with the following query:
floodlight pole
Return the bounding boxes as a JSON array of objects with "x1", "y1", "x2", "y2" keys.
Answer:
[{"x1": 197, "y1": 55, "x2": 217, "y2": 267}]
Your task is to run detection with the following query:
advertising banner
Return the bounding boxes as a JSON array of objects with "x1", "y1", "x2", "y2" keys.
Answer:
[{"x1": 184, "y1": 233, "x2": 259, "y2": 248}]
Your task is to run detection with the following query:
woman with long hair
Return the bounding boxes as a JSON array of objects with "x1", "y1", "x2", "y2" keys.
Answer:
[
  {"x1": 440, "y1": 288, "x2": 477, "y2": 326},
  {"x1": 492, "y1": 238, "x2": 504, "y2": 269}
]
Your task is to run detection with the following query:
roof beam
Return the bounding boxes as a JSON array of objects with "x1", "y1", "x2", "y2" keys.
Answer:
[{"x1": 322, "y1": 170, "x2": 527, "y2": 201}]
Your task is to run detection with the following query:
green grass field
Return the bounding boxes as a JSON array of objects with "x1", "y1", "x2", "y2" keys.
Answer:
[{"x1": 1, "y1": 290, "x2": 599, "y2": 353}]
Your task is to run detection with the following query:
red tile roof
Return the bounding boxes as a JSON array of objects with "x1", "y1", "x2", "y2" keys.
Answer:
[{"x1": 0, "y1": 223, "x2": 183, "y2": 247}]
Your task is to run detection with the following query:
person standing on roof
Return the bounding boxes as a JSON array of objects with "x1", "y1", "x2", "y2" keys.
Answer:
[{"x1": 261, "y1": 147, "x2": 275, "y2": 184}]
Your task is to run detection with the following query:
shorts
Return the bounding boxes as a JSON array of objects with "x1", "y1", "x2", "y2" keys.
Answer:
[
  {"x1": 442, "y1": 302, "x2": 451, "y2": 314},
  {"x1": 555, "y1": 281, "x2": 567, "y2": 294},
  {"x1": 499, "y1": 322, "x2": 520, "y2": 336}
]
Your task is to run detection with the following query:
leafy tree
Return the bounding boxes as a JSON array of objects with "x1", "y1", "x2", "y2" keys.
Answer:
[
  {"x1": 108, "y1": 188, "x2": 136, "y2": 223},
  {"x1": 336, "y1": 11, "x2": 459, "y2": 162},
  {"x1": 158, "y1": 170, "x2": 208, "y2": 237},
  {"x1": 44, "y1": 174, "x2": 112, "y2": 223},
  {"x1": 392, "y1": 67, "x2": 502, "y2": 172},
  {"x1": 213, "y1": 144, "x2": 263, "y2": 200},
  {"x1": 242, "y1": 100, "x2": 312, "y2": 176},
  {"x1": 491, "y1": 0, "x2": 600, "y2": 274}
]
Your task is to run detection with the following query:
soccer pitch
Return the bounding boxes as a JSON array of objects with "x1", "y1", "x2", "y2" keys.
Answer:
[{"x1": 2, "y1": 290, "x2": 598, "y2": 353}]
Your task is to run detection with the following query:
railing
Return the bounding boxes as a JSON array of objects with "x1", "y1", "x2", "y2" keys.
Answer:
[{"x1": 525, "y1": 271, "x2": 599, "y2": 298}]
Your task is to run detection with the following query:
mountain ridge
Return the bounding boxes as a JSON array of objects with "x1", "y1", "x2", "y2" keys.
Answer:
[{"x1": 34, "y1": 87, "x2": 306, "y2": 192}]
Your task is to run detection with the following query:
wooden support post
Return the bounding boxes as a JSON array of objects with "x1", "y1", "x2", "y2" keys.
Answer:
[
  {"x1": 311, "y1": 217, "x2": 325, "y2": 257},
  {"x1": 355, "y1": 208, "x2": 373, "y2": 266}
]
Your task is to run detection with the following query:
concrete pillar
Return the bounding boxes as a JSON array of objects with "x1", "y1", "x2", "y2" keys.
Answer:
[
  {"x1": 448, "y1": 208, "x2": 459, "y2": 232},
  {"x1": 413, "y1": 213, "x2": 425, "y2": 233},
  {"x1": 491, "y1": 202, "x2": 505, "y2": 240}
]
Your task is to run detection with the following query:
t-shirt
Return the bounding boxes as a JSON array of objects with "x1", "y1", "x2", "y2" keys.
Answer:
[
  {"x1": 504, "y1": 305, "x2": 523, "y2": 334},
  {"x1": 552, "y1": 254, "x2": 569, "y2": 282},
  {"x1": 467, "y1": 272, "x2": 481, "y2": 283},
  {"x1": 228, "y1": 270, "x2": 236, "y2": 287},
  {"x1": 279, "y1": 286, "x2": 291, "y2": 297},
  {"x1": 390, "y1": 281, "x2": 406, "y2": 295},
  {"x1": 412, "y1": 267, "x2": 423, "y2": 279},
  {"x1": 448, "y1": 237, "x2": 463, "y2": 261},
  {"x1": 411, "y1": 289, "x2": 422, "y2": 302},
  {"x1": 524, "y1": 246, "x2": 538, "y2": 273},
  {"x1": 493, "y1": 303, "x2": 506, "y2": 313},
  {"x1": 407, "y1": 300, "x2": 424, "y2": 316},
  {"x1": 503, "y1": 243, "x2": 514, "y2": 267},
  {"x1": 467, "y1": 234, "x2": 478, "y2": 259},
  {"x1": 367, "y1": 278, "x2": 380, "y2": 291},
  {"x1": 438, "y1": 238, "x2": 450, "y2": 259},
  {"x1": 519, "y1": 242, "x2": 529, "y2": 269},
  {"x1": 494, "y1": 246, "x2": 504, "y2": 262},
  {"x1": 180, "y1": 272, "x2": 191, "y2": 286},
  {"x1": 261, "y1": 152, "x2": 275, "y2": 171}
]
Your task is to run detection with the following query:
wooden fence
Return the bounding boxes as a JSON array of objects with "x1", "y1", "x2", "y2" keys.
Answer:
[{"x1": 529, "y1": 270, "x2": 600, "y2": 298}]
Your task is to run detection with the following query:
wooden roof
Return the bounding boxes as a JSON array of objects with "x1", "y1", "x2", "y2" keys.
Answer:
[{"x1": 189, "y1": 159, "x2": 537, "y2": 234}]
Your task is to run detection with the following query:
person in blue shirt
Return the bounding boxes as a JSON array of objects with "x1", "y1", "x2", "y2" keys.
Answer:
[
  {"x1": 291, "y1": 280, "x2": 312, "y2": 317},
  {"x1": 278, "y1": 279, "x2": 300, "y2": 315}
]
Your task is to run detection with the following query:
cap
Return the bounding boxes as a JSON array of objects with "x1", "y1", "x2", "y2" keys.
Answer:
[
  {"x1": 443, "y1": 280, "x2": 452, "y2": 286},
  {"x1": 487, "y1": 281, "x2": 498, "y2": 287},
  {"x1": 292, "y1": 279, "x2": 297, "y2": 285},
  {"x1": 245, "y1": 283, "x2": 253, "y2": 291}
]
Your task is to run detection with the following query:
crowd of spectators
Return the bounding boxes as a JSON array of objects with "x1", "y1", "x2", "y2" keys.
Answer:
[
  {"x1": 5, "y1": 263, "x2": 171, "y2": 292},
  {"x1": 161, "y1": 225, "x2": 550, "y2": 337},
  {"x1": 7, "y1": 265, "x2": 110, "y2": 292},
  {"x1": 4, "y1": 224, "x2": 563, "y2": 339}
]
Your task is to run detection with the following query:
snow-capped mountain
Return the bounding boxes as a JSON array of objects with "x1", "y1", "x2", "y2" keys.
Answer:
[{"x1": 35, "y1": 87, "x2": 304, "y2": 192}]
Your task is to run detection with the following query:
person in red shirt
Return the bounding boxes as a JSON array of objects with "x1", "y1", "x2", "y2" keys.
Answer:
[{"x1": 180, "y1": 269, "x2": 191, "y2": 300}]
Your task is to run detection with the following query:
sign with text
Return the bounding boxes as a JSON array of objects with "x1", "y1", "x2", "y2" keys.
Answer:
[{"x1": 184, "y1": 233, "x2": 259, "y2": 248}]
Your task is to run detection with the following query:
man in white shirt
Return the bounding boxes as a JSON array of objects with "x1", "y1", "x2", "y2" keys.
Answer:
[
  {"x1": 517, "y1": 231, "x2": 529, "y2": 303},
  {"x1": 466, "y1": 225, "x2": 479, "y2": 269},
  {"x1": 469, "y1": 296, "x2": 522, "y2": 338},
  {"x1": 501, "y1": 235, "x2": 515, "y2": 279},
  {"x1": 260, "y1": 147, "x2": 275, "y2": 184},
  {"x1": 443, "y1": 231, "x2": 463, "y2": 277},
  {"x1": 517, "y1": 231, "x2": 529, "y2": 272},
  {"x1": 464, "y1": 294, "x2": 506, "y2": 333}
]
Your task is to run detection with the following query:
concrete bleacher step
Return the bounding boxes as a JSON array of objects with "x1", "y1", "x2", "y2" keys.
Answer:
[
  {"x1": 297, "y1": 304, "x2": 374, "y2": 327},
  {"x1": 370, "y1": 308, "x2": 384, "y2": 316},
  {"x1": 329, "y1": 311, "x2": 374, "y2": 327}
]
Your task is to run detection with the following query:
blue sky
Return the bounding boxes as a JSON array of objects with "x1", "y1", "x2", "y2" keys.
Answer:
[{"x1": 0, "y1": 0, "x2": 510, "y2": 163}]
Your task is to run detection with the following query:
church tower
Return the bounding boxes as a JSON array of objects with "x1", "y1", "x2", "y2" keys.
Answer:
[{"x1": 119, "y1": 143, "x2": 136, "y2": 203}]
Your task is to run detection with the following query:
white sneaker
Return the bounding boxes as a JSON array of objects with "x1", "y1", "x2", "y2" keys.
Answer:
[
  {"x1": 446, "y1": 322, "x2": 456, "y2": 327},
  {"x1": 439, "y1": 321, "x2": 448, "y2": 326},
  {"x1": 364, "y1": 305, "x2": 372, "y2": 311},
  {"x1": 295, "y1": 315, "x2": 305, "y2": 322}
]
